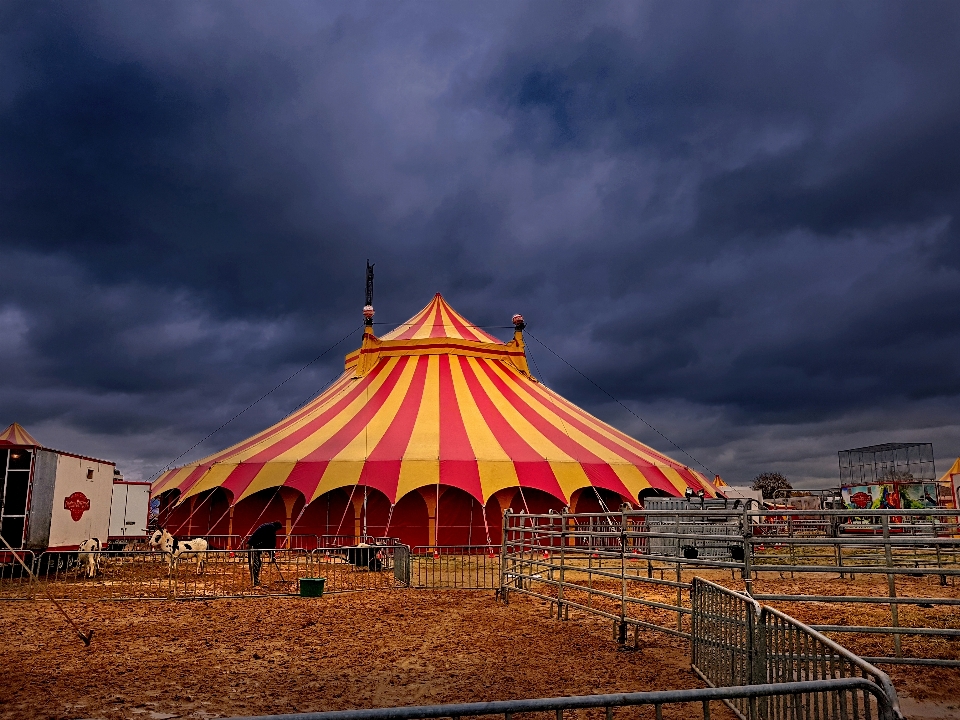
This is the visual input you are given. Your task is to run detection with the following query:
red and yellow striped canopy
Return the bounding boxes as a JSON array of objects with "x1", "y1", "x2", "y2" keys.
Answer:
[
  {"x1": 0, "y1": 422, "x2": 40, "y2": 447},
  {"x1": 153, "y1": 295, "x2": 716, "y2": 506}
]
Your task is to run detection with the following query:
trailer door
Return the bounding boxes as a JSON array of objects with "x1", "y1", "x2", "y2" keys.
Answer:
[
  {"x1": 123, "y1": 485, "x2": 150, "y2": 537},
  {"x1": 109, "y1": 483, "x2": 129, "y2": 537}
]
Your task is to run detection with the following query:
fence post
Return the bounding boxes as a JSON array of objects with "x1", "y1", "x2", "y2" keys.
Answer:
[
  {"x1": 787, "y1": 515, "x2": 796, "y2": 579},
  {"x1": 558, "y1": 509, "x2": 566, "y2": 620},
  {"x1": 690, "y1": 577, "x2": 699, "y2": 668},
  {"x1": 836, "y1": 532, "x2": 845, "y2": 580},
  {"x1": 499, "y1": 509, "x2": 510, "y2": 604},
  {"x1": 742, "y1": 504, "x2": 754, "y2": 596},
  {"x1": 674, "y1": 512, "x2": 683, "y2": 631},
  {"x1": 587, "y1": 517, "x2": 594, "y2": 607},
  {"x1": 881, "y1": 515, "x2": 902, "y2": 657},
  {"x1": 750, "y1": 607, "x2": 767, "y2": 720},
  {"x1": 620, "y1": 509, "x2": 628, "y2": 645}
]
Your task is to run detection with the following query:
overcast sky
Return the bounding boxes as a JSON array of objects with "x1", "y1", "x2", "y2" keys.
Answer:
[{"x1": 2, "y1": 2, "x2": 959, "y2": 487}]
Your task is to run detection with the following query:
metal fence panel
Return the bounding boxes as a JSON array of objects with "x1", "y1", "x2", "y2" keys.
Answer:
[
  {"x1": 0, "y1": 549, "x2": 36, "y2": 599},
  {"x1": 393, "y1": 545, "x2": 410, "y2": 586},
  {"x1": 218, "y1": 679, "x2": 902, "y2": 720},
  {"x1": 690, "y1": 577, "x2": 903, "y2": 720},
  {"x1": 501, "y1": 508, "x2": 960, "y2": 666},
  {"x1": 690, "y1": 577, "x2": 760, "y2": 716},
  {"x1": 0, "y1": 547, "x2": 406, "y2": 600},
  {"x1": 409, "y1": 546, "x2": 500, "y2": 589}
]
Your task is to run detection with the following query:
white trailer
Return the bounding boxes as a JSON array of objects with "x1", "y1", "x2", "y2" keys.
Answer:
[
  {"x1": 0, "y1": 422, "x2": 146, "y2": 553},
  {"x1": 25, "y1": 448, "x2": 115, "y2": 551}
]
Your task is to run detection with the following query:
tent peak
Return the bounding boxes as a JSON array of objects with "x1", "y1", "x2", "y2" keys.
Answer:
[
  {"x1": 379, "y1": 294, "x2": 503, "y2": 344},
  {"x1": 0, "y1": 422, "x2": 40, "y2": 447}
]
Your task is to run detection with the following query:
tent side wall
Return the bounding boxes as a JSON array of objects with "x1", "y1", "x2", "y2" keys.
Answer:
[{"x1": 154, "y1": 483, "x2": 636, "y2": 550}]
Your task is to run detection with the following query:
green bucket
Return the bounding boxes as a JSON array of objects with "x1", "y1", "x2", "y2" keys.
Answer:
[{"x1": 299, "y1": 577, "x2": 326, "y2": 597}]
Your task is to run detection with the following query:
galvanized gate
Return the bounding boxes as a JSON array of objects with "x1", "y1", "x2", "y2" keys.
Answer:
[
  {"x1": 691, "y1": 578, "x2": 902, "y2": 720},
  {"x1": 393, "y1": 544, "x2": 410, "y2": 586}
]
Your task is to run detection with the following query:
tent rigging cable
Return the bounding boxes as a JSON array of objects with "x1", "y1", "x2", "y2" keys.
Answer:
[
  {"x1": 525, "y1": 342, "x2": 546, "y2": 386},
  {"x1": 282, "y1": 368, "x2": 370, "y2": 543},
  {"x1": 150, "y1": 323, "x2": 363, "y2": 481},
  {"x1": 170, "y1": 490, "x2": 216, "y2": 536},
  {"x1": 156, "y1": 327, "x2": 363, "y2": 537},
  {"x1": 164, "y1": 355, "x2": 359, "y2": 538},
  {"x1": 383, "y1": 502, "x2": 395, "y2": 538},
  {"x1": 527, "y1": 343, "x2": 616, "y2": 531},
  {"x1": 287, "y1": 499, "x2": 311, "y2": 541},
  {"x1": 333, "y1": 482, "x2": 360, "y2": 541},
  {"x1": 236, "y1": 483, "x2": 285, "y2": 547},
  {"x1": 482, "y1": 507, "x2": 494, "y2": 554},
  {"x1": 525, "y1": 331, "x2": 715, "y2": 479}
]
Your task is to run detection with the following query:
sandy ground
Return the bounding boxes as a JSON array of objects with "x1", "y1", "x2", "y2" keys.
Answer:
[
  {"x1": 0, "y1": 590, "x2": 731, "y2": 720},
  {"x1": 2, "y1": 577, "x2": 959, "y2": 719}
]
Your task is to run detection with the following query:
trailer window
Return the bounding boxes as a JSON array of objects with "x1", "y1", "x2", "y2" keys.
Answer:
[
  {"x1": 2, "y1": 471, "x2": 29, "y2": 515},
  {"x1": 7, "y1": 450, "x2": 32, "y2": 471},
  {"x1": 0, "y1": 517, "x2": 25, "y2": 548}
]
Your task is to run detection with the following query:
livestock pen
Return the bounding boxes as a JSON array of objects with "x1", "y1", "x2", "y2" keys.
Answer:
[{"x1": 500, "y1": 508, "x2": 960, "y2": 667}]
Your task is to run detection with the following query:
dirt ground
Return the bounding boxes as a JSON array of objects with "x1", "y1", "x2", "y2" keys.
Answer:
[
  {"x1": 2, "y1": 584, "x2": 959, "y2": 720},
  {"x1": 0, "y1": 590, "x2": 729, "y2": 720}
]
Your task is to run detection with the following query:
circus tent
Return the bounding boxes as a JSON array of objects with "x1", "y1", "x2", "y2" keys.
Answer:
[{"x1": 152, "y1": 295, "x2": 718, "y2": 549}]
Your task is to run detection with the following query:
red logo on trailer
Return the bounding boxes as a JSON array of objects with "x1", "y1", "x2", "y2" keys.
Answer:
[{"x1": 64, "y1": 492, "x2": 91, "y2": 521}]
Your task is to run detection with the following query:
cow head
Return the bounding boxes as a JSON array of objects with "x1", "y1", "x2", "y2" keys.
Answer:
[
  {"x1": 158, "y1": 530, "x2": 176, "y2": 554},
  {"x1": 148, "y1": 529, "x2": 164, "y2": 548}
]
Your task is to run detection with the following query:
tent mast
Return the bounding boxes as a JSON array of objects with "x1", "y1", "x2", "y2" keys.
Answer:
[{"x1": 364, "y1": 260, "x2": 375, "y2": 326}]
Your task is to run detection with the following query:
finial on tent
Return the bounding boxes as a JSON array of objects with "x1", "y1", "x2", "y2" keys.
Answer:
[
  {"x1": 364, "y1": 260, "x2": 375, "y2": 327},
  {"x1": 507, "y1": 313, "x2": 533, "y2": 377}
]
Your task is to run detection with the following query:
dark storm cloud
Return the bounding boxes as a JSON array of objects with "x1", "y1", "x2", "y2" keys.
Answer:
[{"x1": 1, "y1": 1, "x2": 959, "y2": 485}]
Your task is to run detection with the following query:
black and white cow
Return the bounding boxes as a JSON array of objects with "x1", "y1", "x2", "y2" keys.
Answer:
[
  {"x1": 173, "y1": 537, "x2": 209, "y2": 574},
  {"x1": 77, "y1": 538, "x2": 102, "y2": 578},
  {"x1": 158, "y1": 531, "x2": 209, "y2": 574}
]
